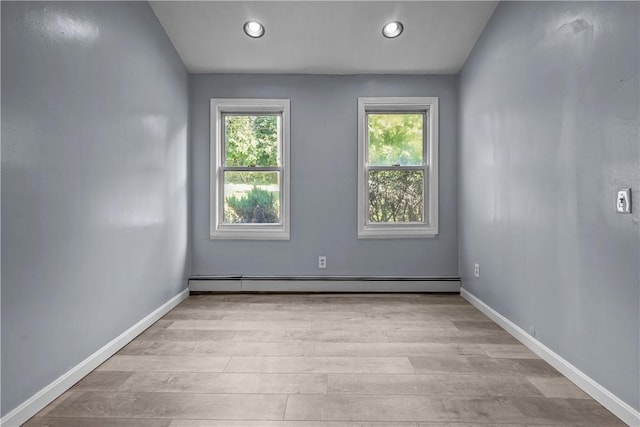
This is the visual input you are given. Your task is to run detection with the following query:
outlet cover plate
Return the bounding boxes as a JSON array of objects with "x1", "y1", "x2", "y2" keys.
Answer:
[
  {"x1": 318, "y1": 256, "x2": 327, "y2": 269},
  {"x1": 616, "y1": 188, "x2": 632, "y2": 214}
]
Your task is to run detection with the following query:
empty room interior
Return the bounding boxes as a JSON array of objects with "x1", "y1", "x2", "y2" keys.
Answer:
[{"x1": 1, "y1": 1, "x2": 639, "y2": 426}]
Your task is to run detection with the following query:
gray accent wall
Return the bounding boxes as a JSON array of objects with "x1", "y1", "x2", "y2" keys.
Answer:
[
  {"x1": 1, "y1": 1, "x2": 189, "y2": 416},
  {"x1": 190, "y1": 75, "x2": 458, "y2": 277},
  {"x1": 459, "y1": 1, "x2": 639, "y2": 411}
]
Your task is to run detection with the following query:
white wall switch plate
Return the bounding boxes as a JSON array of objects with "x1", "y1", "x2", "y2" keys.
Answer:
[{"x1": 616, "y1": 188, "x2": 631, "y2": 214}]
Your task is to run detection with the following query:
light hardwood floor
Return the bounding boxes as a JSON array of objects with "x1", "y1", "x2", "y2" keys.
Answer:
[{"x1": 25, "y1": 293, "x2": 625, "y2": 426}]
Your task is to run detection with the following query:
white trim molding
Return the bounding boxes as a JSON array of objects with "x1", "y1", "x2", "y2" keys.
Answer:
[
  {"x1": 210, "y1": 98, "x2": 291, "y2": 240},
  {"x1": 461, "y1": 287, "x2": 640, "y2": 427},
  {"x1": 357, "y1": 97, "x2": 439, "y2": 239},
  {"x1": 0, "y1": 288, "x2": 189, "y2": 427}
]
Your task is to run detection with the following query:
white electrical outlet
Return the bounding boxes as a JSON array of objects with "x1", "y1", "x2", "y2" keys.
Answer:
[
  {"x1": 318, "y1": 256, "x2": 327, "y2": 269},
  {"x1": 474, "y1": 263, "x2": 480, "y2": 278},
  {"x1": 616, "y1": 188, "x2": 632, "y2": 214}
]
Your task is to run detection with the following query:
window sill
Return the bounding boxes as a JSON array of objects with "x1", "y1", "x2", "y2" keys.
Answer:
[
  {"x1": 357, "y1": 226, "x2": 438, "y2": 239},
  {"x1": 210, "y1": 227, "x2": 290, "y2": 240}
]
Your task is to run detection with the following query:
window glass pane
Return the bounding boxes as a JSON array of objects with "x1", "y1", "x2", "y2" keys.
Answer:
[
  {"x1": 224, "y1": 115, "x2": 279, "y2": 167},
  {"x1": 367, "y1": 113, "x2": 423, "y2": 166},
  {"x1": 223, "y1": 171, "x2": 280, "y2": 224},
  {"x1": 368, "y1": 170, "x2": 424, "y2": 223}
]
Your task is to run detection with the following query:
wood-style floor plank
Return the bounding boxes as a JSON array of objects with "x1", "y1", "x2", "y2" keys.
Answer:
[
  {"x1": 387, "y1": 330, "x2": 520, "y2": 344},
  {"x1": 219, "y1": 310, "x2": 489, "y2": 322},
  {"x1": 25, "y1": 293, "x2": 625, "y2": 427},
  {"x1": 479, "y1": 344, "x2": 538, "y2": 359},
  {"x1": 327, "y1": 373, "x2": 544, "y2": 397},
  {"x1": 525, "y1": 376, "x2": 591, "y2": 399},
  {"x1": 96, "y1": 355, "x2": 230, "y2": 372},
  {"x1": 232, "y1": 329, "x2": 391, "y2": 343},
  {"x1": 312, "y1": 342, "x2": 486, "y2": 357},
  {"x1": 119, "y1": 341, "x2": 316, "y2": 357},
  {"x1": 123, "y1": 372, "x2": 327, "y2": 394},
  {"x1": 408, "y1": 355, "x2": 562, "y2": 377},
  {"x1": 24, "y1": 418, "x2": 171, "y2": 427},
  {"x1": 43, "y1": 391, "x2": 287, "y2": 420},
  {"x1": 224, "y1": 356, "x2": 415, "y2": 374}
]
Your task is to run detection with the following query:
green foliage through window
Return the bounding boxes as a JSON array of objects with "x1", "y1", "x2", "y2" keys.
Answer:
[
  {"x1": 368, "y1": 113, "x2": 423, "y2": 166},
  {"x1": 222, "y1": 115, "x2": 281, "y2": 224},
  {"x1": 225, "y1": 187, "x2": 280, "y2": 224},
  {"x1": 367, "y1": 113, "x2": 425, "y2": 223},
  {"x1": 225, "y1": 114, "x2": 279, "y2": 171},
  {"x1": 368, "y1": 170, "x2": 423, "y2": 223}
]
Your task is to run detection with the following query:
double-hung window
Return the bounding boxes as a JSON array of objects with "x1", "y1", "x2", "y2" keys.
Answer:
[
  {"x1": 357, "y1": 97, "x2": 439, "y2": 238},
  {"x1": 210, "y1": 99, "x2": 290, "y2": 240}
]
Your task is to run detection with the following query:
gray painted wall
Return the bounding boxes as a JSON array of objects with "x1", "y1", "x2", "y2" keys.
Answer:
[
  {"x1": 459, "y1": 1, "x2": 639, "y2": 411},
  {"x1": 190, "y1": 75, "x2": 458, "y2": 277},
  {"x1": 1, "y1": 1, "x2": 189, "y2": 416}
]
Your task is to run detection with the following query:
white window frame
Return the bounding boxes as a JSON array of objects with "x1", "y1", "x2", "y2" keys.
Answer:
[
  {"x1": 357, "y1": 97, "x2": 439, "y2": 239},
  {"x1": 210, "y1": 98, "x2": 290, "y2": 240}
]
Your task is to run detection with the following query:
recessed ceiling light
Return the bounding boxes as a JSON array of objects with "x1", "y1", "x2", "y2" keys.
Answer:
[
  {"x1": 244, "y1": 20, "x2": 265, "y2": 38},
  {"x1": 382, "y1": 21, "x2": 403, "y2": 38}
]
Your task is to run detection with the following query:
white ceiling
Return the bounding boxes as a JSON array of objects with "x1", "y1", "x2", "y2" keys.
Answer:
[{"x1": 150, "y1": 1, "x2": 498, "y2": 75}]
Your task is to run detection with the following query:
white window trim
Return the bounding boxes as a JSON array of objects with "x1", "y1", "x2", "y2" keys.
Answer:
[
  {"x1": 210, "y1": 98, "x2": 290, "y2": 240},
  {"x1": 357, "y1": 97, "x2": 439, "y2": 239}
]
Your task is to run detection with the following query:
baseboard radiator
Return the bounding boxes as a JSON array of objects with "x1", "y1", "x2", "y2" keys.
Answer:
[{"x1": 189, "y1": 276, "x2": 461, "y2": 293}]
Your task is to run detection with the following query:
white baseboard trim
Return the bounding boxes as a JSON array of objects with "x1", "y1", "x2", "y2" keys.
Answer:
[
  {"x1": 461, "y1": 287, "x2": 640, "y2": 427},
  {"x1": 189, "y1": 277, "x2": 461, "y2": 293},
  {"x1": 1, "y1": 287, "x2": 190, "y2": 427}
]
